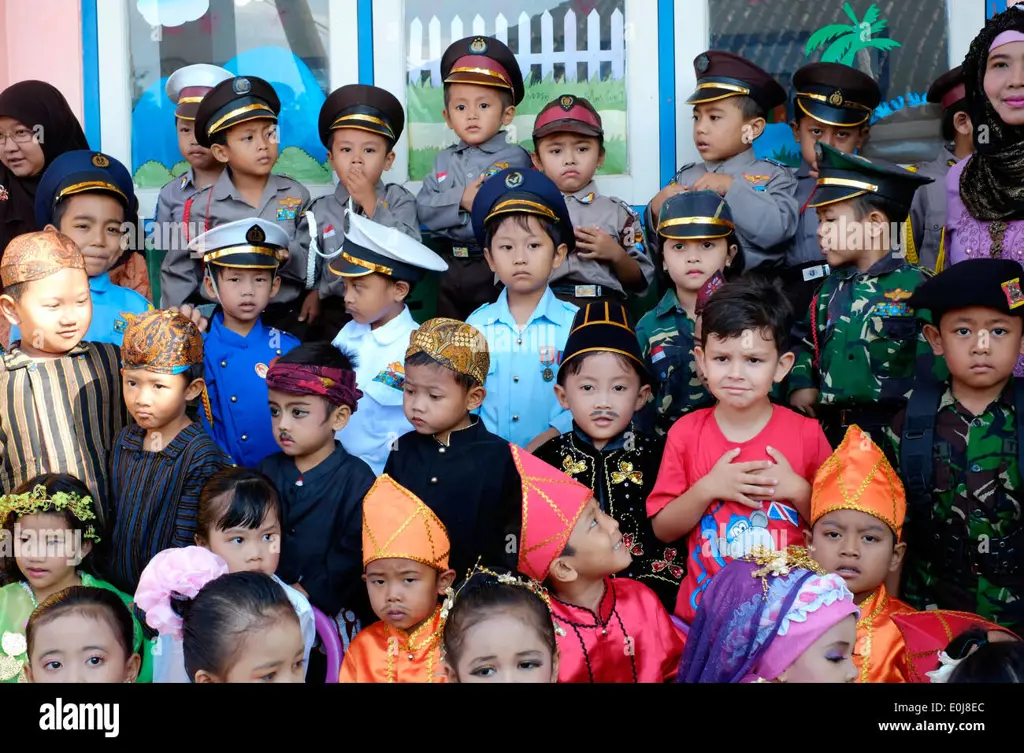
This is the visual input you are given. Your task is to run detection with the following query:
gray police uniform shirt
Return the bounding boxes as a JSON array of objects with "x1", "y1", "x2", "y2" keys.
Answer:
[
  {"x1": 787, "y1": 160, "x2": 829, "y2": 268},
  {"x1": 908, "y1": 148, "x2": 957, "y2": 272},
  {"x1": 311, "y1": 180, "x2": 421, "y2": 299},
  {"x1": 552, "y1": 182, "x2": 655, "y2": 296},
  {"x1": 159, "y1": 168, "x2": 311, "y2": 308},
  {"x1": 415, "y1": 131, "x2": 532, "y2": 250},
  {"x1": 154, "y1": 167, "x2": 200, "y2": 227},
  {"x1": 643, "y1": 148, "x2": 799, "y2": 270}
]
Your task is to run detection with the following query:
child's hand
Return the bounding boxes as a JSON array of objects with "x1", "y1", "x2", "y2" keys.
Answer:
[
  {"x1": 700, "y1": 447, "x2": 778, "y2": 509},
  {"x1": 761, "y1": 446, "x2": 810, "y2": 502},
  {"x1": 575, "y1": 226, "x2": 625, "y2": 262},
  {"x1": 789, "y1": 388, "x2": 819, "y2": 417},
  {"x1": 460, "y1": 175, "x2": 486, "y2": 212},
  {"x1": 298, "y1": 289, "x2": 320, "y2": 324},
  {"x1": 650, "y1": 183, "x2": 688, "y2": 216},
  {"x1": 692, "y1": 173, "x2": 734, "y2": 196},
  {"x1": 169, "y1": 304, "x2": 209, "y2": 333},
  {"x1": 342, "y1": 167, "x2": 378, "y2": 216}
]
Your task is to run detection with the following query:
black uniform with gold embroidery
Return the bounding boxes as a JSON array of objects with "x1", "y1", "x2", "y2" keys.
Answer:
[{"x1": 532, "y1": 302, "x2": 684, "y2": 610}]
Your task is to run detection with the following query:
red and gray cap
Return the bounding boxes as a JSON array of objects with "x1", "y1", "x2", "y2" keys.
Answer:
[{"x1": 532, "y1": 94, "x2": 604, "y2": 141}]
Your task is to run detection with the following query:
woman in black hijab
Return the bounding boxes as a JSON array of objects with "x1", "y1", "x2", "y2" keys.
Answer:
[{"x1": 0, "y1": 80, "x2": 90, "y2": 262}]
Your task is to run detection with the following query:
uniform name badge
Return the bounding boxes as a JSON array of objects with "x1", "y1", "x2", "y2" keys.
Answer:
[
  {"x1": 453, "y1": 247, "x2": 470, "y2": 258},
  {"x1": 803, "y1": 264, "x2": 829, "y2": 282},
  {"x1": 540, "y1": 345, "x2": 556, "y2": 382}
]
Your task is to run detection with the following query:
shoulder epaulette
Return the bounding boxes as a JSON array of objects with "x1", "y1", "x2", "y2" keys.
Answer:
[
  {"x1": 762, "y1": 158, "x2": 789, "y2": 168},
  {"x1": 673, "y1": 163, "x2": 696, "y2": 179}
]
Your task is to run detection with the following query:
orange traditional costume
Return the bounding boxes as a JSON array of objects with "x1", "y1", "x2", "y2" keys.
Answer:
[
  {"x1": 338, "y1": 474, "x2": 451, "y2": 683},
  {"x1": 811, "y1": 425, "x2": 915, "y2": 683},
  {"x1": 893, "y1": 610, "x2": 1020, "y2": 683},
  {"x1": 515, "y1": 446, "x2": 685, "y2": 683}
]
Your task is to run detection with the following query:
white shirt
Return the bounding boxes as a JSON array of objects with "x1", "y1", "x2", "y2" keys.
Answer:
[
  {"x1": 152, "y1": 575, "x2": 316, "y2": 683},
  {"x1": 332, "y1": 306, "x2": 417, "y2": 476}
]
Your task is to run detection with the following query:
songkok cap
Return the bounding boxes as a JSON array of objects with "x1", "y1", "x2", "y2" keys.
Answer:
[
  {"x1": 441, "y1": 36, "x2": 524, "y2": 105},
  {"x1": 560, "y1": 302, "x2": 648, "y2": 383},
  {"x1": 0, "y1": 230, "x2": 85, "y2": 288},
  {"x1": 188, "y1": 218, "x2": 289, "y2": 270},
  {"x1": 810, "y1": 424, "x2": 905, "y2": 536},
  {"x1": 471, "y1": 168, "x2": 575, "y2": 252},
  {"x1": 406, "y1": 317, "x2": 490, "y2": 387},
  {"x1": 328, "y1": 212, "x2": 448, "y2": 283},
  {"x1": 319, "y1": 84, "x2": 405, "y2": 148},
  {"x1": 193, "y1": 76, "x2": 280, "y2": 148},
  {"x1": 793, "y1": 62, "x2": 881, "y2": 128},
  {"x1": 362, "y1": 474, "x2": 450, "y2": 570},
  {"x1": 166, "y1": 64, "x2": 234, "y2": 121},
  {"x1": 532, "y1": 95, "x2": 604, "y2": 141}
]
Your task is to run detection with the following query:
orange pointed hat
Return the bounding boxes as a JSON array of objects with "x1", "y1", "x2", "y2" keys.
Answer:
[
  {"x1": 361, "y1": 474, "x2": 450, "y2": 571},
  {"x1": 810, "y1": 424, "x2": 906, "y2": 536},
  {"x1": 512, "y1": 445, "x2": 594, "y2": 582},
  {"x1": 892, "y1": 610, "x2": 1020, "y2": 683}
]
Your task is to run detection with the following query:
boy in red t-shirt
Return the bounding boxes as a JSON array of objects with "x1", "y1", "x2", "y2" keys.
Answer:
[{"x1": 646, "y1": 277, "x2": 832, "y2": 625}]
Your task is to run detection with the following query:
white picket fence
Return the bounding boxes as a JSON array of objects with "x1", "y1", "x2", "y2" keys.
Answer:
[{"x1": 408, "y1": 8, "x2": 625, "y2": 86}]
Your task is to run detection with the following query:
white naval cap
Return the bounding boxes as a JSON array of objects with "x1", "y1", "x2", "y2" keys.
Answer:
[
  {"x1": 188, "y1": 218, "x2": 290, "y2": 269},
  {"x1": 328, "y1": 212, "x2": 448, "y2": 282},
  {"x1": 166, "y1": 64, "x2": 235, "y2": 120}
]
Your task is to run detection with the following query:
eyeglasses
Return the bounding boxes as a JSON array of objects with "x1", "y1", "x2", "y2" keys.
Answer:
[{"x1": 0, "y1": 129, "x2": 37, "y2": 146}]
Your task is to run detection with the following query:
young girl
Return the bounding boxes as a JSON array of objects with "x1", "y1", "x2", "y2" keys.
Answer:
[
  {"x1": 944, "y1": 630, "x2": 1024, "y2": 683},
  {"x1": 441, "y1": 563, "x2": 560, "y2": 684},
  {"x1": 892, "y1": 610, "x2": 1021, "y2": 682},
  {"x1": 135, "y1": 546, "x2": 306, "y2": 683},
  {"x1": 678, "y1": 547, "x2": 860, "y2": 683},
  {"x1": 24, "y1": 586, "x2": 141, "y2": 683},
  {"x1": 0, "y1": 474, "x2": 151, "y2": 683},
  {"x1": 636, "y1": 190, "x2": 743, "y2": 436}
]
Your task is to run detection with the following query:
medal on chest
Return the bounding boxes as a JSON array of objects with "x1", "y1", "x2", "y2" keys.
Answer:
[{"x1": 540, "y1": 345, "x2": 557, "y2": 382}]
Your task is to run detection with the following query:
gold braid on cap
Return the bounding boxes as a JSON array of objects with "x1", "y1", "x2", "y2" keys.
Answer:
[
  {"x1": 0, "y1": 485, "x2": 100, "y2": 542},
  {"x1": 746, "y1": 545, "x2": 826, "y2": 596}
]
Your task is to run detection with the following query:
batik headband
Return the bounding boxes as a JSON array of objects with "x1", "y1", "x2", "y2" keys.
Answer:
[
  {"x1": 265, "y1": 360, "x2": 362, "y2": 410},
  {"x1": 0, "y1": 485, "x2": 101, "y2": 542}
]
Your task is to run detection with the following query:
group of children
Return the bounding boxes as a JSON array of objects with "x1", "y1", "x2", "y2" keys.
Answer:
[{"x1": 2, "y1": 8, "x2": 1024, "y2": 684}]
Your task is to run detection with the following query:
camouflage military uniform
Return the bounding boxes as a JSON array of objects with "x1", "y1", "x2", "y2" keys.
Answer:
[
  {"x1": 788, "y1": 253, "x2": 945, "y2": 447},
  {"x1": 886, "y1": 384, "x2": 1024, "y2": 630},
  {"x1": 635, "y1": 290, "x2": 713, "y2": 436}
]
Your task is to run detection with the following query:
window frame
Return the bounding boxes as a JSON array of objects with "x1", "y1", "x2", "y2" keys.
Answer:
[
  {"x1": 95, "y1": 0, "x2": 360, "y2": 217},
  {"x1": 372, "y1": 0, "x2": 662, "y2": 207}
]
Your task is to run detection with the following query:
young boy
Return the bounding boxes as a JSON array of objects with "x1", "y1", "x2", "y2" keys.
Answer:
[
  {"x1": 466, "y1": 168, "x2": 577, "y2": 450},
  {"x1": 106, "y1": 309, "x2": 230, "y2": 595},
  {"x1": 782, "y1": 62, "x2": 880, "y2": 316},
  {"x1": 644, "y1": 50, "x2": 798, "y2": 274},
  {"x1": 415, "y1": 35, "x2": 533, "y2": 320},
  {"x1": 14, "y1": 150, "x2": 151, "y2": 348},
  {"x1": 807, "y1": 425, "x2": 914, "y2": 683},
  {"x1": 383, "y1": 317, "x2": 521, "y2": 580},
  {"x1": 530, "y1": 95, "x2": 654, "y2": 309},
  {"x1": 646, "y1": 277, "x2": 832, "y2": 625},
  {"x1": 329, "y1": 212, "x2": 447, "y2": 475},
  {"x1": 907, "y1": 66, "x2": 973, "y2": 273},
  {"x1": 160, "y1": 76, "x2": 313, "y2": 338},
  {"x1": 310, "y1": 84, "x2": 420, "y2": 340},
  {"x1": 190, "y1": 218, "x2": 301, "y2": 466},
  {"x1": 258, "y1": 342, "x2": 377, "y2": 627},
  {"x1": 787, "y1": 142, "x2": 941, "y2": 449},
  {"x1": 887, "y1": 258, "x2": 1024, "y2": 635},
  {"x1": 514, "y1": 445, "x2": 685, "y2": 682},
  {"x1": 338, "y1": 473, "x2": 455, "y2": 683},
  {"x1": 533, "y1": 302, "x2": 684, "y2": 611},
  {"x1": 154, "y1": 64, "x2": 234, "y2": 248},
  {"x1": 0, "y1": 231, "x2": 129, "y2": 515}
]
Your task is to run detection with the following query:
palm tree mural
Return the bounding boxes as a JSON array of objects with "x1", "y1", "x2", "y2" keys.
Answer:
[{"x1": 804, "y1": 2, "x2": 901, "y2": 79}]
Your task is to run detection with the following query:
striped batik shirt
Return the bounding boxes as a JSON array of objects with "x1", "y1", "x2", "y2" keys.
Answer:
[
  {"x1": 0, "y1": 342, "x2": 127, "y2": 516},
  {"x1": 106, "y1": 421, "x2": 230, "y2": 595}
]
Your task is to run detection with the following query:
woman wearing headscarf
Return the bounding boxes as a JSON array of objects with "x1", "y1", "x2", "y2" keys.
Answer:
[{"x1": 677, "y1": 546, "x2": 860, "y2": 683}]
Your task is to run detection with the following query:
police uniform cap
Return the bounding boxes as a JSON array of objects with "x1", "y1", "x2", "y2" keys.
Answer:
[
  {"x1": 686, "y1": 50, "x2": 787, "y2": 114},
  {"x1": 793, "y1": 62, "x2": 881, "y2": 128},
  {"x1": 470, "y1": 168, "x2": 575, "y2": 252},
  {"x1": 908, "y1": 258, "x2": 1024, "y2": 323},
  {"x1": 927, "y1": 66, "x2": 966, "y2": 110},
  {"x1": 532, "y1": 95, "x2": 604, "y2": 141},
  {"x1": 188, "y1": 217, "x2": 289, "y2": 270},
  {"x1": 329, "y1": 212, "x2": 448, "y2": 283},
  {"x1": 441, "y1": 36, "x2": 524, "y2": 105},
  {"x1": 658, "y1": 190, "x2": 736, "y2": 241},
  {"x1": 34, "y1": 150, "x2": 139, "y2": 228},
  {"x1": 166, "y1": 64, "x2": 234, "y2": 121},
  {"x1": 319, "y1": 84, "x2": 405, "y2": 148},
  {"x1": 193, "y1": 76, "x2": 281, "y2": 148},
  {"x1": 561, "y1": 301, "x2": 649, "y2": 384},
  {"x1": 807, "y1": 142, "x2": 933, "y2": 220}
]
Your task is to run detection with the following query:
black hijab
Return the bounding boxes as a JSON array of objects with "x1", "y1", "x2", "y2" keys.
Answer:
[
  {"x1": 0, "y1": 80, "x2": 90, "y2": 256},
  {"x1": 960, "y1": 6, "x2": 1024, "y2": 233}
]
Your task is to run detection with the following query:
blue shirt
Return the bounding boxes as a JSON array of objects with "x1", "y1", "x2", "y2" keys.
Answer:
[
  {"x1": 202, "y1": 312, "x2": 300, "y2": 466},
  {"x1": 11, "y1": 272, "x2": 151, "y2": 347},
  {"x1": 466, "y1": 287, "x2": 577, "y2": 447}
]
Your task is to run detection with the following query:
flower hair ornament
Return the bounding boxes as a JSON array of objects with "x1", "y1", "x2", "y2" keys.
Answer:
[
  {"x1": 0, "y1": 485, "x2": 101, "y2": 542},
  {"x1": 134, "y1": 546, "x2": 229, "y2": 641},
  {"x1": 747, "y1": 545, "x2": 827, "y2": 596}
]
